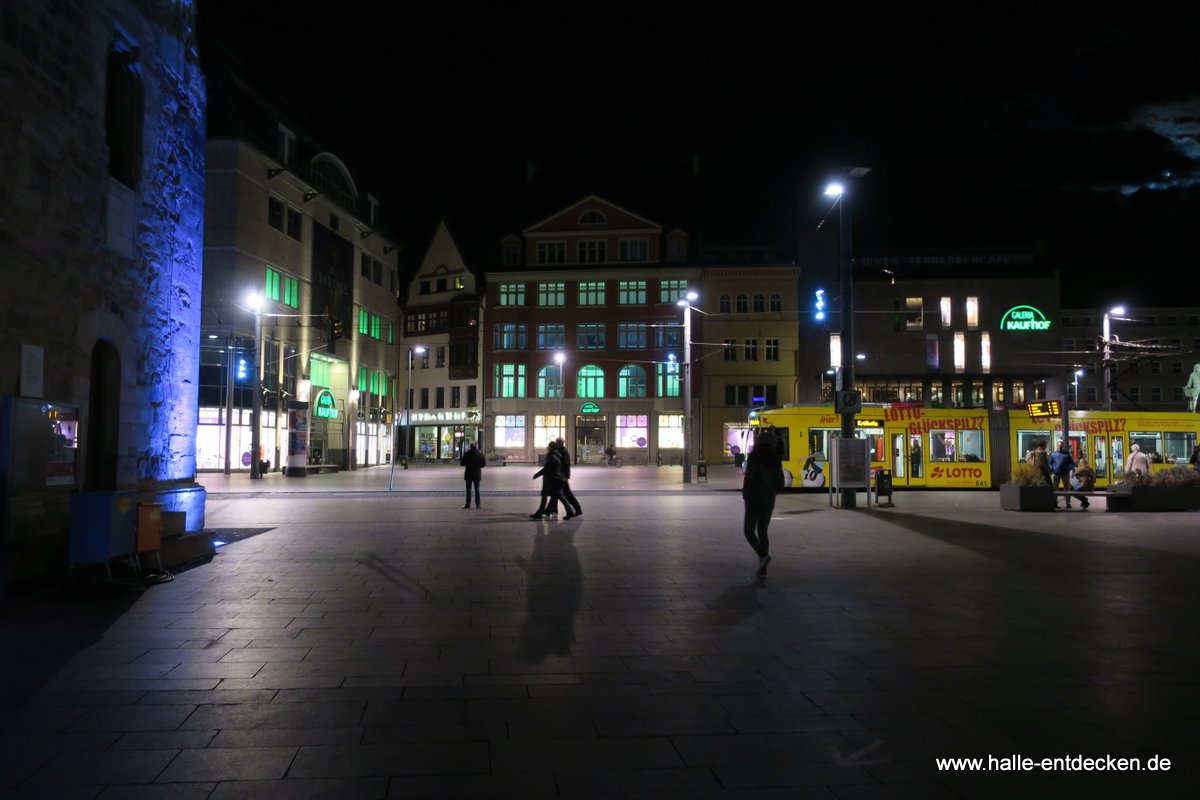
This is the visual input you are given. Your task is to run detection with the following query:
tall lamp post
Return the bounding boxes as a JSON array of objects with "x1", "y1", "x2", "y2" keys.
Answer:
[
  {"x1": 676, "y1": 290, "x2": 698, "y2": 484},
  {"x1": 1102, "y1": 305, "x2": 1125, "y2": 411},
  {"x1": 554, "y1": 351, "x2": 566, "y2": 441},
  {"x1": 825, "y1": 168, "x2": 869, "y2": 509},
  {"x1": 403, "y1": 345, "x2": 425, "y2": 470},
  {"x1": 247, "y1": 293, "x2": 264, "y2": 480}
]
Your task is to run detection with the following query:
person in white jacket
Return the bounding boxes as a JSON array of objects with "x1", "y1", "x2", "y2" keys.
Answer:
[{"x1": 1125, "y1": 443, "x2": 1151, "y2": 477}]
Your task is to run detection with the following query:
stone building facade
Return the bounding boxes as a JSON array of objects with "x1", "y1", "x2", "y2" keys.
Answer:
[{"x1": 0, "y1": 1, "x2": 207, "y2": 589}]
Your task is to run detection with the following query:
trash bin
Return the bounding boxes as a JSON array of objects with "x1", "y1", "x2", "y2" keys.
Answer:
[
  {"x1": 136, "y1": 503, "x2": 163, "y2": 553},
  {"x1": 696, "y1": 460, "x2": 708, "y2": 481},
  {"x1": 874, "y1": 468, "x2": 893, "y2": 505}
]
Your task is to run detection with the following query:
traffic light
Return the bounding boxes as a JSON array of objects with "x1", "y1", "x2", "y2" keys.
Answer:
[
  {"x1": 236, "y1": 357, "x2": 250, "y2": 382},
  {"x1": 814, "y1": 289, "x2": 826, "y2": 321},
  {"x1": 331, "y1": 318, "x2": 344, "y2": 338}
]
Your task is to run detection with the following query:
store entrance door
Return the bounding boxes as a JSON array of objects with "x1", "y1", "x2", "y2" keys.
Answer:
[{"x1": 575, "y1": 415, "x2": 607, "y2": 464}]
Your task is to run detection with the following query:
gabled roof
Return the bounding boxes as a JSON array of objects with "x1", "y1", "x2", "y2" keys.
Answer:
[{"x1": 522, "y1": 194, "x2": 663, "y2": 236}]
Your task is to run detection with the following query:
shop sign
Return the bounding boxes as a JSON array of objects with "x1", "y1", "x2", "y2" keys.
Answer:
[
  {"x1": 314, "y1": 389, "x2": 339, "y2": 419},
  {"x1": 999, "y1": 305, "x2": 1052, "y2": 331},
  {"x1": 579, "y1": 402, "x2": 601, "y2": 414}
]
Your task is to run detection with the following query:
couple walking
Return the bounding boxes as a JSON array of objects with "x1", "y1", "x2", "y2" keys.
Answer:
[{"x1": 530, "y1": 438, "x2": 583, "y2": 519}]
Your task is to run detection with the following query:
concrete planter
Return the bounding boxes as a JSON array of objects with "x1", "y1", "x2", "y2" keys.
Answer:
[
  {"x1": 1106, "y1": 485, "x2": 1200, "y2": 512},
  {"x1": 999, "y1": 483, "x2": 1055, "y2": 512}
]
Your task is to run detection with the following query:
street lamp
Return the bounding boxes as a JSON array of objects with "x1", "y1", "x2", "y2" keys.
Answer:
[
  {"x1": 403, "y1": 345, "x2": 425, "y2": 471},
  {"x1": 1103, "y1": 305, "x2": 1125, "y2": 411},
  {"x1": 554, "y1": 351, "x2": 566, "y2": 441},
  {"x1": 1073, "y1": 369, "x2": 1084, "y2": 408},
  {"x1": 676, "y1": 290, "x2": 698, "y2": 484},
  {"x1": 824, "y1": 168, "x2": 869, "y2": 509},
  {"x1": 246, "y1": 292, "x2": 264, "y2": 480}
]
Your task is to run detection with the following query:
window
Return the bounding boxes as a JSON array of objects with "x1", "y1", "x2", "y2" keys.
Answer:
[
  {"x1": 1151, "y1": 361, "x2": 1162, "y2": 375},
  {"x1": 577, "y1": 365, "x2": 604, "y2": 398},
  {"x1": 436, "y1": 346, "x2": 446, "y2": 368},
  {"x1": 1064, "y1": 338, "x2": 1076, "y2": 351},
  {"x1": 577, "y1": 240, "x2": 607, "y2": 263},
  {"x1": 1086, "y1": 387, "x2": 1098, "y2": 402},
  {"x1": 926, "y1": 333, "x2": 939, "y2": 369},
  {"x1": 981, "y1": 332, "x2": 991, "y2": 373},
  {"x1": 658, "y1": 414, "x2": 684, "y2": 448},
  {"x1": 502, "y1": 243, "x2": 520, "y2": 265},
  {"x1": 419, "y1": 281, "x2": 430, "y2": 295},
  {"x1": 283, "y1": 276, "x2": 299, "y2": 309},
  {"x1": 360, "y1": 253, "x2": 371, "y2": 278},
  {"x1": 940, "y1": 297, "x2": 952, "y2": 327},
  {"x1": 538, "y1": 282, "x2": 565, "y2": 306},
  {"x1": 723, "y1": 339, "x2": 737, "y2": 361},
  {"x1": 619, "y1": 365, "x2": 647, "y2": 398},
  {"x1": 770, "y1": 293, "x2": 782, "y2": 312},
  {"x1": 436, "y1": 278, "x2": 447, "y2": 293},
  {"x1": 656, "y1": 325, "x2": 681, "y2": 348},
  {"x1": 499, "y1": 283, "x2": 525, "y2": 305},
  {"x1": 744, "y1": 339, "x2": 758, "y2": 361},
  {"x1": 493, "y1": 323, "x2": 527, "y2": 350},
  {"x1": 1129, "y1": 387, "x2": 1141, "y2": 402},
  {"x1": 765, "y1": 338, "x2": 779, "y2": 361},
  {"x1": 657, "y1": 362, "x2": 680, "y2": 397},
  {"x1": 580, "y1": 209, "x2": 605, "y2": 224},
  {"x1": 929, "y1": 428, "x2": 985, "y2": 462},
  {"x1": 577, "y1": 323, "x2": 605, "y2": 350},
  {"x1": 954, "y1": 332, "x2": 965, "y2": 372},
  {"x1": 619, "y1": 238, "x2": 648, "y2": 262},
  {"x1": 736, "y1": 294, "x2": 748, "y2": 313},
  {"x1": 966, "y1": 297, "x2": 979, "y2": 328},
  {"x1": 619, "y1": 280, "x2": 646, "y2": 305},
  {"x1": 286, "y1": 207, "x2": 302, "y2": 240},
  {"x1": 494, "y1": 414, "x2": 526, "y2": 447},
  {"x1": 1165, "y1": 431, "x2": 1196, "y2": 462},
  {"x1": 106, "y1": 36, "x2": 144, "y2": 188},
  {"x1": 265, "y1": 267, "x2": 281, "y2": 302},
  {"x1": 277, "y1": 124, "x2": 296, "y2": 166},
  {"x1": 719, "y1": 294, "x2": 732, "y2": 313},
  {"x1": 494, "y1": 364, "x2": 526, "y2": 398},
  {"x1": 468, "y1": 385, "x2": 477, "y2": 406},
  {"x1": 454, "y1": 276, "x2": 464, "y2": 290},
  {"x1": 268, "y1": 197, "x2": 285, "y2": 232},
  {"x1": 1151, "y1": 386, "x2": 1163, "y2": 402},
  {"x1": 535, "y1": 414, "x2": 565, "y2": 446},
  {"x1": 618, "y1": 323, "x2": 647, "y2": 349},
  {"x1": 537, "y1": 365, "x2": 564, "y2": 398},
  {"x1": 578, "y1": 281, "x2": 606, "y2": 305},
  {"x1": 420, "y1": 388, "x2": 429, "y2": 409},
  {"x1": 436, "y1": 387, "x2": 445, "y2": 408},
  {"x1": 907, "y1": 297, "x2": 924, "y2": 330},
  {"x1": 725, "y1": 384, "x2": 777, "y2": 406},
  {"x1": 659, "y1": 280, "x2": 688, "y2": 303},
  {"x1": 753, "y1": 294, "x2": 765, "y2": 312},
  {"x1": 616, "y1": 414, "x2": 649, "y2": 448},
  {"x1": 451, "y1": 386, "x2": 460, "y2": 408},
  {"x1": 1173, "y1": 361, "x2": 1184, "y2": 374},
  {"x1": 356, "y1": 365, "x2": 368, "y2": 392},
  {"x1": 537, "y1": 241, "x2": 565, "y2": 264},
  {"x1": 537, "y1": 324, "x2": 565, "y2": 350}
]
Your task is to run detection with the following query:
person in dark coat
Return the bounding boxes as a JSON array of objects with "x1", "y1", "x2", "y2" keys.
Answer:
[
  {"x1": 460, "y1": 441, "x2": 486, "y2": 508},
  {"x1": 546, "y1": 438, "x2": 583, "y2": 517},
  {"x1": 743, "y1": 429, "x2": 784, "y2": 579},
  {"x1": 530, "y1": 442, "x2": 574, "y2": 519}
]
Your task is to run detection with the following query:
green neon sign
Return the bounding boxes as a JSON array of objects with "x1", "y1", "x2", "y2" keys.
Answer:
[
  {"x1": 314, "y1": 389, "x2": 339, "y2": 419},
  {"x1": 999, "y1": 305, "x2": 1052, "y2": 332},
  {"x1": 579, "y1": 402, "x2": 601, "y2": 414}
]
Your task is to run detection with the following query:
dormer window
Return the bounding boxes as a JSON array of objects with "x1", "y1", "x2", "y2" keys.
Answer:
[{"x1": 579, "y1": 210, "x2": 606, "y2": 225}]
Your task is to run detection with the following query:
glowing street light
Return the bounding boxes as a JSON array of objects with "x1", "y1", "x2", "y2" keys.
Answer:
[
  {"x1": 676, "y1": 290, "x2": 698, "y2": 484},
  {"x1": 1103, "y1": 305, "x2": 1126, "y2": 410},
  {"x1": 404, "y1": 345, "x2": 425, "y2": 471},
  {"x1": 246, "y1": 292, "x2": 264, "y2": 480},
  {"x1": 554, "y1": 351, "x2": 566, "y2": 441}
]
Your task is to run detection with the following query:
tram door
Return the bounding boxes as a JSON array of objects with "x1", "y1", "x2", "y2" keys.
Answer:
[
  {"x1": 900, "y1": 432, "x2": 925, "y2": 487},
  {"x1": 1094, "y1": 434, "x2": 1125, "y2": 484}
]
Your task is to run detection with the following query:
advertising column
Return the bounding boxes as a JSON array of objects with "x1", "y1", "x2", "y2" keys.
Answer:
[{"x1": 286, "y1": 400, "x2": 309, "y2": 477}]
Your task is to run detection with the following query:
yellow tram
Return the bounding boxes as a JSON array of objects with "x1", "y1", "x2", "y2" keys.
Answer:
[{"x1": 748, "y1": 404, "x2": 1200, "y2": 490}]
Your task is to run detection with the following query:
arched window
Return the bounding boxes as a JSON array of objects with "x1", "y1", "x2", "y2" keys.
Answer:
[
  {"x1": 770, "y1": 292, "x2": 783, "y2": 312},
  {"x1": 736, "y1": 294, "x2": 748, "y2": 313},
  {"x1": 577, "y1": 364, "x2": 605, "y2": 398},
  {"x1": 537, "y1": 365, "x2": 564, "y2": 398},
  {"x1": 753, "y1": 294, "x2": 765, "y2": 312},
  {"x1": 579, "y1": 210, "x2": 606, "y2": 224},
  {"x1": 719, "y1": 294, "x2": 732, "y2": 313},
  {"x1": 618, "y1": 365, "x2": 647, "y2": 398}
]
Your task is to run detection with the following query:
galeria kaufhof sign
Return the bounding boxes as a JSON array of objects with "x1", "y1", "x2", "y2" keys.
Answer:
[{"x1": 999, "y1": 305, "x2": 1052, "y2": 332}]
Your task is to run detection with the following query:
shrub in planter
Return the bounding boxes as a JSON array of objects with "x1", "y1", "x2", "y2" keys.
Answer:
[
  {"x1": 1110, "y1": 466, "x2": 1200, "y2": 511},
  {"x1": 1000, "y1": 463, "x2": 1055, "y2": 511}
]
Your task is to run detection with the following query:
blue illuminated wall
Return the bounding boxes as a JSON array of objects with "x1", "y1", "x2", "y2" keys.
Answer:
[{"x1": 0, "y1": 0, "x2": 207, "y2": 588}]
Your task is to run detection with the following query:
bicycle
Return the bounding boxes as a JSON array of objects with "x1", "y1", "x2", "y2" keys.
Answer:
[{"x1": 601, "y1": 453, "x2": 623, "y2": 467}]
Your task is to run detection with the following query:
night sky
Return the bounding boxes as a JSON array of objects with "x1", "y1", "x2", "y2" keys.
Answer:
[{"x1": 196, "y1": 5, "x2": 1200, "y2": 306}]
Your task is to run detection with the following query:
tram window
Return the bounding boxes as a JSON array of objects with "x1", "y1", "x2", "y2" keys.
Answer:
[
  {"x1": 862, "y1": 432, "x2": 884, "y2": 462},
  {"x1": 807, "y1": 428, "x2": 836, "y2": 461},
  {"x1": 1017, "y1": 429, "x2": 1050, "y2": 462},
  {"x1": 958, "y1": 429, "x2": 985, "y2": 461},
  {"x1": 1130, "y1": 431, "x2": 1163, "y2": 463},
  {"x1": 1164, "y1": 432, "x2": 1195, "y2": 464},
  {"x1": 929, "y1": 430, "x2": 955, "y2": 461}
]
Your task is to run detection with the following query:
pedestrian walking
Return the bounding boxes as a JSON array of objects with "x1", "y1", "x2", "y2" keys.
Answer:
[
  {"x1": 1072, "y1": 457, "x2": 1096, "y2": 509},
  {"x1": 1048, "y1": 440, "x2": 1076, "y2": 507},
  {"x1": 459, "y1": 441, "x2": 486, "y2": 508},
  {"x1": 530, "y1": 442, "x2": 574, "y2": 519},
  {"x1": 742, "y1": 429, "x2": 784, "y2": 579},
  {"x1": 1125, "y1": 443, "x2": 1151, "y2": 477},
  {"x1": 546, "y1": 438, "x2": 583, "y2": 518}
]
